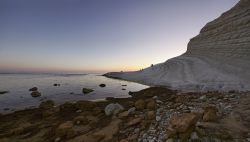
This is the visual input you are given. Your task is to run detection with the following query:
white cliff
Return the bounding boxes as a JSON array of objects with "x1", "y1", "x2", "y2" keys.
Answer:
[{"x1": 105, "y1": 0, "x2": 250, "y2": 92}]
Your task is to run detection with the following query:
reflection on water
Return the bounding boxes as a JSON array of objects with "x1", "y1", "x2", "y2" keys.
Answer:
[{"x1": 0, "y1": 73, "x2": 148, "y2": 113}]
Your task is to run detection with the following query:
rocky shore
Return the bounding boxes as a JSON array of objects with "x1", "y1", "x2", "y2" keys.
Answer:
[{"x1": 0, "y1": 87, "x2": 250, "y2": 142}]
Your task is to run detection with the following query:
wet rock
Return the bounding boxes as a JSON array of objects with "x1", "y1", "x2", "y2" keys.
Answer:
[
  {"x1": 99, "y1": 84, "x2": 106, "y2": 87},
  {"x1": 202, "y1": 106, "x2": 218, "y2": 122},
  {"x1": 56, "y1": 121, "x2": 75, "y2": 138},
  {"x1": 73, "y1": 116, "x2": 88, "y2": 125},
  {"x1": 82, "y1": 88, "x2": 94, "y2": 94},
  {"x1": 29, "y1": 87, "x2": 38, "y2": 91},
  {"x1": 146, "y1": 99, "x2": 156, "y2": 110},
  {"x1": 54, "y1": 84, "x2": 60, "y2": 86},
  {"x1": 122, "y1": 88, "x2": 126, "y2": 90},
  {"x1": 104, "y1": 103, "x2": 124, "y2": 116},
  {"x1": 122, "y1": 85, "x2": 127, "y2": 86},
  {"x1": 135, "y1": 99, "x2": 145, "y2": 110},
  {"x1": 30, "y1": 91, "x2": 41, "y2": 97}
]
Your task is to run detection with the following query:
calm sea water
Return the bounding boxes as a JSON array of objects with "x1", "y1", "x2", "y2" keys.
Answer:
[{"x1": 0, "y1": 73, "x2": 148, "y2": 113}]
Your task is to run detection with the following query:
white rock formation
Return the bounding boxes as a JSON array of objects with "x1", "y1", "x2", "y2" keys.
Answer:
[{"x1": 105, "y1": 0, "x2": 250, "y2": 92}]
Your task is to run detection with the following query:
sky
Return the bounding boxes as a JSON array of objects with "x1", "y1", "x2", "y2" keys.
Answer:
[{"x1": 0, "y1": 0, "x2": 239, "y2": 73}]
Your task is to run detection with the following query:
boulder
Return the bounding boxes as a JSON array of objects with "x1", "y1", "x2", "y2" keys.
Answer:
[
  {"x1": 134, "y1": 99, "x2": 145, "y2": 110},
  {"x1": 202, "y1": 106, "x2": 218, "y2": 122},
  {"x1": 82, "y1": 88, "x2": 94, "y2": 94},
  {"x1": 30, "y1": 91, "x2": 41, "y2": 97},
  {"x1": 104, "y1": 103, "x2": 124, "y2": 116},
  {"x1": 29, "y1": 87, "x2": 38, "y2": 91},
  {"x1": 99, "y1": 84, "x2": 106, "y2": 87}
]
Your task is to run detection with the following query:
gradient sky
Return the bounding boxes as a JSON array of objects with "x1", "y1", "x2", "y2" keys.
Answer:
[{"x1": 0, "y1": 0, "x2": 239, "y2": 73}]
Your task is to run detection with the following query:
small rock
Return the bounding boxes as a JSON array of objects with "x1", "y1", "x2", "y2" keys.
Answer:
[
  {"x1": 118, "y1": 111, "x2": 129, "y2": 118},
  {"x1": 122, "y1": 85, "x2": 127, "y2": 86},
  {"x1": 199, "y1": 95, "x2": 206, "y2": 101},
  {"x1": 56, "y1": 121, "x2": 75, "y2": 138},
  {"x1": 73, "y1": 116, "x2": 88, "y2": 125},
  {"x1": 146, "y1": 99, "x2": 156, "y2": 110},
  {"x1": 202, "y1": 106, "x2": 218, "y2": 122},
  {"x1": 135, "y1": 99, "x2": 145, "y2": 110},
  {"x1": 82, "y1": 88, "x2": 94, "y2": 94},
  {"x1": 122, "y1": 88, "x2": 126, "y2": 90},
  {"x1": 105, "y1": 103, "x2": 124, "y2": 116},
  {"x1": 147, "y1": 111, "x2": 155, "y2": 120},
  {"x1": 54, "y1": 84, "x2": 60, "y2": 86},
  {"x1": 54, "y1": 137, "x2": 61, "y2": 142},
  {"x1": 30, "y1": 91, "x2": 41, "y2": 97},
  {"x1": 191, "y1": 132, "x2": 199, "y2": 140},
  {"x1": 165, "y1": 138, "x2": 174, "y2": 142},
  {"x1": 128, "y1": 107, "x2": 136, "y2": 114},
  {"x1": 99, "y1": 84, "x2": 106, "y2": 87},
  {"x1": 127, "y1": 118, "x2": 142, "y2": 126},
  {"x1": 29, "y1": 87, "x2": 38, "y2": 91},
  {"x1": 153, "y1": 96, "x2": 158, "y2": 100},
  {"x1": 156, "y1": 116, "x2": 161, "y2": 121}
]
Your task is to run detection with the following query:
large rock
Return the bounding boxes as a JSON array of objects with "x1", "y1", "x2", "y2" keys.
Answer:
[
  {"x1": 104, "y1": 0, "x2": 250, "y2": 92},
  {"x1": 82, "y1": 88, "x2": 94, "y2": 94},
  {"x1": 104, "y1": 103, "x2": 124, "y2": 116},
  {"x1": 169, "y1": 113, "x2": 198, "y2": 133}
]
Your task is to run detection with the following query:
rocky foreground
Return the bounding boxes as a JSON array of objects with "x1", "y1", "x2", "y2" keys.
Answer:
[{"x1": 0, "y1": 87, "x2": 250, "y2": 142}]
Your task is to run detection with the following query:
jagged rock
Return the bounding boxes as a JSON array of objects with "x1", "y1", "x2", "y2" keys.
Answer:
[{"x1": 104, "y1": 103, "x2": 124, "y2": 116}]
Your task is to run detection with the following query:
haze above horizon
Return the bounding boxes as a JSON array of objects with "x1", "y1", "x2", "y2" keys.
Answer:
[{"x1": 0, "y1": 0, "x2": 239, "y2": 73}]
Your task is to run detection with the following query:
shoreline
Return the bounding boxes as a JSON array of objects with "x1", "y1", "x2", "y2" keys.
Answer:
[{"x1": 0, "y1": 87, "x2": 249, "y2": 142}]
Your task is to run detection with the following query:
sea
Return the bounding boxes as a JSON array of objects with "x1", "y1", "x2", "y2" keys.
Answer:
[{"x1": 0, "y1": 73, "x2": 148, "y2": 113}]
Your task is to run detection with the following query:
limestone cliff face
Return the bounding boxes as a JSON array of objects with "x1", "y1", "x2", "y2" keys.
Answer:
[{"x1": 105, "y1": 0, "x2": 250, "y2": 91}]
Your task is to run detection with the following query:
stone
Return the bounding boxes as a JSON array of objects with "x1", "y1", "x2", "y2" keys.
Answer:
[
  {"x1": 199, "y1": 95, "x2": 206, "y2": 101},
  {"x1": 73, "y1": 116, "x2": 88, "y2": 125},
  {"x1": 169, "y1": 113, "x2": 198, "y2": 133},
  {"x1": 127, "y1": 118, "x2": 142, "y2": 126},
  {"x1": 202, "y1": 106, "x2": 218, "y2": 122},
  {"x1": 128, "y1": 107, "x2": 136, "y2": 114},
  {"x1": 156, "y1": 116, "x2": 161, "y2": 121},
  {"x1": 146, "y1": 99, "x2": 156, "y2": 110},
  {"x1": 99, "y1": 84, "x2": 106, "y2": 87},
  {"x1": 104, "y1": 103, "x2": 124, "y2": 116},
  {"x1": 11, "y1": 122, "x2": 35, "y2": 135},
  {"x1": 56, "y1": 121, "x2": 75, "y2": 138},
  {"x1": 147, "y1": 111, "x2": 155, "y2": 120},
  {"x1": 118, "y1": 111, "x2": 129, "y2": 118},
  {"x1": 165, "y1": 138, "x2": 174, "y2": 142},
  {"x1": 135, "y1": 99, "x2": 145, "y2": 110},
  {"x1": 120, "y1": 139, "x2": 129, "y2": 142},
  {"x1": 30, "y1": 91, "x2": 41, "y2": 97},
  {"x1": 82, "y1": 88, "x2": 94, "y2": 94},
  {"x1": 60, "y1": 102, "x2": 77, "y2": 114},
  {"x1": 29, "y1": 87, "x2": 38, "y2": 91},
  {"x1": 191, "y1": 132, "x2": 199, "y2": 140}
]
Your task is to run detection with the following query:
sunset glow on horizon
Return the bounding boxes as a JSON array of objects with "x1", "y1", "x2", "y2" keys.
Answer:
[{"x1": 0, "y1": 0, "x2": 239, "y2": 73}]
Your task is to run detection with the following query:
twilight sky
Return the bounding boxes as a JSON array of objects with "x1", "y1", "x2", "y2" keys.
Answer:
[{"x1": 0, "y1": 0, "x2": 239, "y2": 73}]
